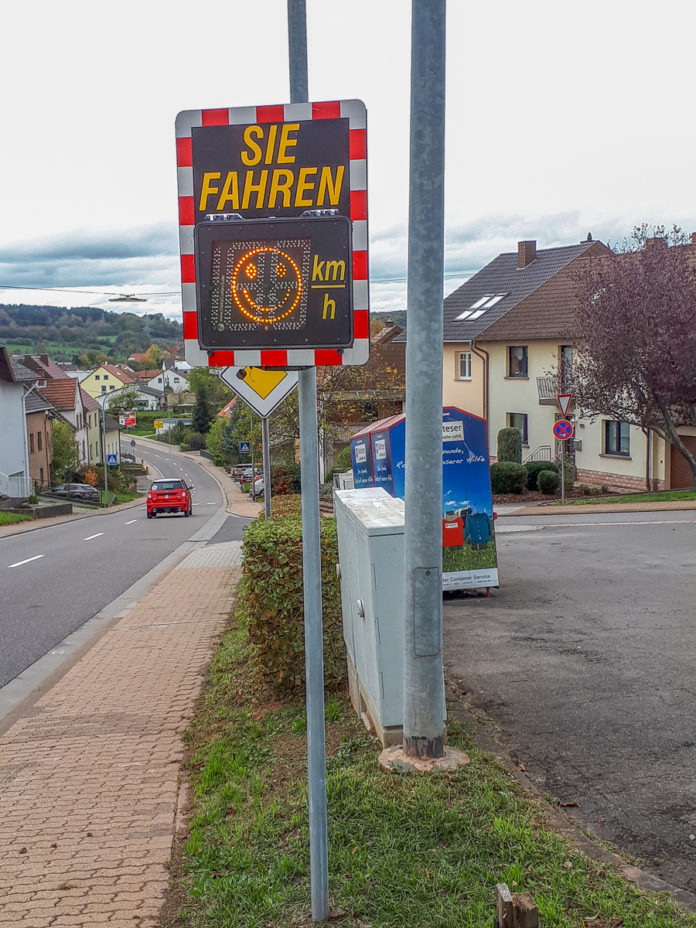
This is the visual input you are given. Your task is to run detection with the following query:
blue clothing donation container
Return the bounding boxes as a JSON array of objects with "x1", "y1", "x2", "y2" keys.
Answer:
[{"x1": 350, "y1": 407, "x2": 499, "y2": 590}]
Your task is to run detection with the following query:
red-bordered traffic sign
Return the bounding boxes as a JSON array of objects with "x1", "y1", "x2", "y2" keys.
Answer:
[
  {"x1": 557, "y1": 393, "x2": 572, "y2": 416},
  {"x1": 175, "y1": 99, "x2": 369, "y2": 369},
  {"x1": 553, "y1": 418, "x2": 574, "y2": 441}
]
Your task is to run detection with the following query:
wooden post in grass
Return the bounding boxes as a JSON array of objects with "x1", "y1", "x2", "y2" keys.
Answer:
[{"x1": 495, "y1": 883, "x2": 539, "y2": 928}]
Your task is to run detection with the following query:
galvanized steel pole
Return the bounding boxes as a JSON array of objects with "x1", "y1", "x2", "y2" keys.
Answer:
[
  {"x1": 403, "y1": 0, "x2": 447, "y2": 759},
  {"x1": 287, "y1": 0, "x2": 330, "y2": 920},
  {"x1": 261, "y1": 416, "x2": 272, "y2": 519}
]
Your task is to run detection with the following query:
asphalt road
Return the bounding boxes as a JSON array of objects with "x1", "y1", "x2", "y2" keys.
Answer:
[
  {"x1": 0, "y1": 445, "x2": 248, "y2": 690},
  {"x1": 444, "y1": 508, "x2": 696, "y2": 894}
]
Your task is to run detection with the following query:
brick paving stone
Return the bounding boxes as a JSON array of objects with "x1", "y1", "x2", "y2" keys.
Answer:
[{"x1": 0, "y1": 561, "x2": 241, "y2": 925}]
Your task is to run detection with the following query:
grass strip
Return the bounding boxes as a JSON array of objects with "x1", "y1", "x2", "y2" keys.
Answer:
[
  {"x1": 172, "y1": 608, "x2": 696, "y2": 928},
  {"x1": 0, "y1": 511, "x2": 32, "y2": 525},
  {"x1": 559, "y1": 489, "x2": 696, "y2": 506}
]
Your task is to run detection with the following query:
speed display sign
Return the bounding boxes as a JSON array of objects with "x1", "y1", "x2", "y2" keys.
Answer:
[{"x1": 175, "y1": 100, "x2": 369, "y2": 369}]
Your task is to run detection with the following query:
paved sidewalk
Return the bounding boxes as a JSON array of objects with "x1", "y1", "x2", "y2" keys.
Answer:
[{"x1": 0, "y1": 549, "x2": 242, "y2": 926}]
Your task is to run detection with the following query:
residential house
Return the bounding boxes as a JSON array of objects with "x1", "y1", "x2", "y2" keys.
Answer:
[
  {"x1": 147, "y1": 363, "x2": 190, "y2": 394},
  {"x1": 21, "y1": 354, "x2": 69, "y2": 381},
  {"x1": 425, "y1": 237, "x2": 679, "y2": 490},
  {"x1": 38, "y1": 378, "x2": 89, "y2": 466},
  {"x1": 24, "y1": 385, "x2": 54, "y2": 491},
  {"x1": 81, "y1": 364, "x2": 137, "y2": 400},
  {"x1": 102, "y1": 414, "x2": 122, "y2": 465},
  {"x1": 0, "y1": 347, "x2": 33, "y2": 498},
  {"x1": 81, "y1": 390, "x2": 102, "y2": 466}
]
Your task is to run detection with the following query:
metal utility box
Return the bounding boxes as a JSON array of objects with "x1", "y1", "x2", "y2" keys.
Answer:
[{"x1": 334, "y1": 488, "x2": 406, "y2": 746}]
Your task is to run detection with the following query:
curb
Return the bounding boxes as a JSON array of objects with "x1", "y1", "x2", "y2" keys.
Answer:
[
  {"x1": 498, "y1": 500, "x2": 696, "y2": 517},
  {"x1": 445, "y1": 681, "x2": 696, "y2": 913}
]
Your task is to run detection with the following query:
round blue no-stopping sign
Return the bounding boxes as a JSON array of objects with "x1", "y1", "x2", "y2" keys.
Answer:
[{"x1": 553, "y1": 418, "x2": 574, "y2": 441}]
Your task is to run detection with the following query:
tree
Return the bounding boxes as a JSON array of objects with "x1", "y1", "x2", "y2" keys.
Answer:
[
  {"x1": 192, "y1": 383, "x2": 213, "y2": 434},
  {"x1": 572, "y1": 225, "x2": 696, "y2": 487},
  {"x1": 107, "y1": 390, "x2": 138, "y2": 414},
  {"x1": 52, "y1": 420, "x2": 80, "y2": 482}
]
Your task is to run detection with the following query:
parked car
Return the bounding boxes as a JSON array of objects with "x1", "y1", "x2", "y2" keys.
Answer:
[
  {"x1": 252, "y1": 474, "x2": 264, "y2": 498},
  {"x1": 146, "y1": 478, "x2": 193, "y2": 518},
  {"x1": 53, "y1": 483, "x2": 101, "y2": 504}
]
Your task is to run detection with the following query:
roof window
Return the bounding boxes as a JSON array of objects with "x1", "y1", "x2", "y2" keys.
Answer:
[{"x1": 454, "y1": 293, "x2": 507, "y2": 321}]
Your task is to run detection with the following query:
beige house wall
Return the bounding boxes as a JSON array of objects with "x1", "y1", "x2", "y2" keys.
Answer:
[
  {"x1": 442, "y1": 344, "x2": 484, "y2": 417},
  {"x1": 26, "y1": 411, "x2": 53, "y2": 490}
]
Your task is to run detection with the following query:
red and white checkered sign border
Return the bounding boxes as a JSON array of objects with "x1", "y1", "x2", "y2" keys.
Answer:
[{"x1": 175, "y1": 99, "x2": 369, "y2": 369}]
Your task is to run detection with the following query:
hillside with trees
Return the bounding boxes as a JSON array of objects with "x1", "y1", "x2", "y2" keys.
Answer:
[{"x1": 0, "y1": 303, "x2": 182, "y2": 362}]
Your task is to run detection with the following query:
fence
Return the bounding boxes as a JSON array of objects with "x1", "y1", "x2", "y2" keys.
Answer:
[{"x1": 0, "y1": 471, "x2": 33, "y2": 499}]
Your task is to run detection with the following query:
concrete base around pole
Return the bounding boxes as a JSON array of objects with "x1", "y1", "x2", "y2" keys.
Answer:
[{"x1": 378, "y1": 744, "x2": 470, "y2": 774}]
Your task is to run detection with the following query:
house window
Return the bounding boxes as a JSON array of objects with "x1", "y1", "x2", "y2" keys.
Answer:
[
  {"x1": 37, "y1": 432, "x2": 42, "y2": 452},
  {"x1": 39, "y1": 467, "x2": 44, "y2": 486},
  {"x1": 507, "y1": 412, "x2": 528, "y2": 444},
  {"x1": 605, "y1": 421, "x2": 630, "y2": 456},
  {"x1": 508, "y1": 345, "x2": 528, "y2": 378},
  {"x1": 30, "y1": 433, "x2": 35, "y2": 453},
  {"x1": 101, "y1": 385, "x2": 107, "y2": 393},
  {"x1": 95, "y1": 374, "x2": 100, "y2": 380},
  {"x1": 174, "y1": 377, "x2": 180, "y2": 383},
  {"x1": 456, "y1": 351, "x2": 472, "y2": 380},
  {"x1": 109, "y1": 385, "x2": 115, "y2": 391}
]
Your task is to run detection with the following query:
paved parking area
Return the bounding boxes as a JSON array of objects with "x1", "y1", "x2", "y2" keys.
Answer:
[{"x1": 444, "y1": 510, "x2": 696, "y2": 896}]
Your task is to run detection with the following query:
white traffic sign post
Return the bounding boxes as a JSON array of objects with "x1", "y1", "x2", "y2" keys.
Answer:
[{"x1": 553, "y1": 417, "x2": 574, "y2": 503}]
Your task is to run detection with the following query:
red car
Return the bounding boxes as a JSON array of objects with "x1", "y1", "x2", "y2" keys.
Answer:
[{"x1": 146, "y1": 478, "x2": 193, "y2": 518}]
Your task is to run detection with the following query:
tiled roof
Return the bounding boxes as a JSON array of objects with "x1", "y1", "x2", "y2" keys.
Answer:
[
  {"x1": 38, "y1": 378, "x2": 79, "y2": 411},
  {"x1": 441, "y1": 242, "x2": 599, "y2": 342},
  {"x1": 10, "y1": 358, "x2": 40, "y2": 383},
  {"x1": 24, "y1": 390, "x2": 54, "y2": 414},
  {"x1": 23, "y1": 355, "x2": 69, "y2": 379},
  {"x1": 134, "y1": 369, "x2": 159, "y2": 380},
  {"x1": 100, "y1": 364, "x2": 137, "y2": 384}
]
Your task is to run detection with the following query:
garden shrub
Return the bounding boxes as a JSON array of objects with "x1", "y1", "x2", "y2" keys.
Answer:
[
  {"x1": 490, "y1": 461, "x2": 527, "y2": 494},
  {"x1": 526, "y1": 459, "x2": 559, "y2": 490},
  {"x1": 497, "y1": 427, "x2": 522, "y2": 464},
  {"x1": 240, "y1": 511, "x2": 345, "y2": 701},
  {"x1": 538, "y1": 469, "x2": 560, "y2": 495},
  {"x1": 271, "y1": 462, "x2": 302, "y2": 495}
]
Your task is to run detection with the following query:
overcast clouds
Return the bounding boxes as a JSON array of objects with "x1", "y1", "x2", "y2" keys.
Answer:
[{"x1": 1, "y1": 0, "x2": 695, "y2": 320}]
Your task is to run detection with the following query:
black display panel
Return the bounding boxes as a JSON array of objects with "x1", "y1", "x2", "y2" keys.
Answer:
[{"x1": 195, "y1": 216, "x2": 353, "y2": 350}]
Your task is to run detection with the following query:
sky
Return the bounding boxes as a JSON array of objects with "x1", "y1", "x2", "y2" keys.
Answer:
[{"x1": 1, "y1": 0, "x2": 696, "y2": 325}]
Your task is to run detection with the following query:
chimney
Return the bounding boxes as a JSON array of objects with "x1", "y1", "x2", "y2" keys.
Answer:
[
  {"x1": 518, "y1": 240, "x2": 536, "y2": 268},
  {"x1": 691, "y1": 233, "x2": 696, "y2": 245},
  {"x1": 646, "y1": 236, "x2": 667, "y2": 249}
]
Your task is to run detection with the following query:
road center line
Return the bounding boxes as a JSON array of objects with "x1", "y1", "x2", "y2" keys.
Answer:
[
  {"x1": 83, "y1": 532, "x2": 104, "y2": 541},
  {"x1": 125, "y1": 519, "x2": 137, "y2": 525},
  {"x1": 8, "y1": 555, "x2": 45, "y2": 568}
]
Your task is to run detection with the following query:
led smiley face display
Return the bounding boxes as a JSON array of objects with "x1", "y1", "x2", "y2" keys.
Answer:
[{"x1": 231, "y1": 245, "x2": 303, "y2": 325}]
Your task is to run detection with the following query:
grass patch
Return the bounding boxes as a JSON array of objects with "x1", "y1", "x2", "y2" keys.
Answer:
[
  {"x1": 442, "y1": 537, "x2": 497, "y2": 573},
  {"x1": 561, "y1": 489, "x2": 696, "y2": 506},
  {"x1": 0, "y1": 511, "x2": 32, "y2": 525},
  {"x1": 171, "y1": 603, "x2": 696, "y2": 928}
]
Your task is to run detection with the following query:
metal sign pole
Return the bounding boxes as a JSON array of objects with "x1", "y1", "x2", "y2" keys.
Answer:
[
  {"x1": 403, "y1": 0, "x2": 447, "y2": 759},
  {"x1": 288, "y1": 0, "x2": 329, "y2": 921},
  {"x1": 261, "y1": 415, "x2": 272, "y2": 519},
  {"x1": 560, "y1": 441, "x2": 565, "y2": 504}
]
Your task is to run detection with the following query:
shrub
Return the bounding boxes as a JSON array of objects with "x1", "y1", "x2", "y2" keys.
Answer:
[
  {"x1": 538, "y1": 469, "x2": 560, "y2": 495},
  {"x1": 272, "y1": 462, "x2": 301, "y2": 495},
  {"x1": 240, "y1": 512, "x2": 345, "y2": 701},
  {"x1": 526, "y1": 459, "x2": 559, "y2": 490},
  {"x1": 490, "y1": 461, "x2": 527, "y2": 494},
  {"x1": 497, "y1": 427, "x2": 522, "y2": 464}
]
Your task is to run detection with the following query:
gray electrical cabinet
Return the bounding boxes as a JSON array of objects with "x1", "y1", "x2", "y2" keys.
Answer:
[{"x1": 334, "y1": 488, "x2": 406, "y2": 746}]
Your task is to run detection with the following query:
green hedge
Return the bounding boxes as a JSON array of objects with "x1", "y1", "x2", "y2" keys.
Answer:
[
  {"x1": 526, "y1": 459, "x2": 559, "y2": 490},
  {"x1": 239, "y1": 511, "x2": 345, "y2": 702},
  {"x1": 497, "y1": 427, "x2": 522, "y2": 464},
  {"x1": 538, "y1": 469, "x2": 560, "y2": 495},
  {"x1": 490, "y1": 461, "x2": 527, "y2": 494}
]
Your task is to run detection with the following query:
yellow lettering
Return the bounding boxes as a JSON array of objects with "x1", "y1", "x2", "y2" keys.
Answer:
[
  {"x1": 322, "y1": 293, "x2": 336, "y2": 320},
  {"x1": 317, "y1": 165, "x2": 344, "y2": 206},
  {"x1": 216, "y1": 172, "x2": 240, "y2": 211},
  {"x1": 294, "y1": 166, "x2": 317, "y2": 207},
  {"x1": 241, "y1": 169, "x2": 269, "y2": 209},
  {"x1": 312, "y1": 255, "x2": 325, "y2": 281},
  {"x1": 324, "y1": 259, "x2": 345, "y2": 282},
  {"x1": 268, "y1": 169, "x2": 295, "y2": 208},
  {"x1": 199, "y1": 172, "x2": 221, "y2": 211},
  {"x1": 264, "y1": 124, "x2": 278, "y2": 164},
  {"x1": 277, "y1": 123, "x2": 299, "y2": 163},
  {"x1": 241, "y1": 125, "x2": 263, "y2": 166}
]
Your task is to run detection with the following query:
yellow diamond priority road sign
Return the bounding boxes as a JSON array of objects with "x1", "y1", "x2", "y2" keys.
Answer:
[{"x1": 220, "y1": 366, "x2": 298, "y2": 418}]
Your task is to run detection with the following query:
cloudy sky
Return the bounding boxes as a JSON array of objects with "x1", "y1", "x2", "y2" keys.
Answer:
[{"x1": 1, "y1": 0, "x2": 695, "y2": 323}]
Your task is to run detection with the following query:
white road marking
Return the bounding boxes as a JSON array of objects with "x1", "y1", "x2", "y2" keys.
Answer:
[
  {"x1": 535, "y1": 518, "x2": 696, "y2": 529},
  {"x1": 8, "y1": 555, "x2": 44, "y2": 568},
  {"x1": 83, "y1": 533, "x2": 104, "y2": 541},
  {"x1": 125, "y1": 519, "x2": 137, "y2": 525}
]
